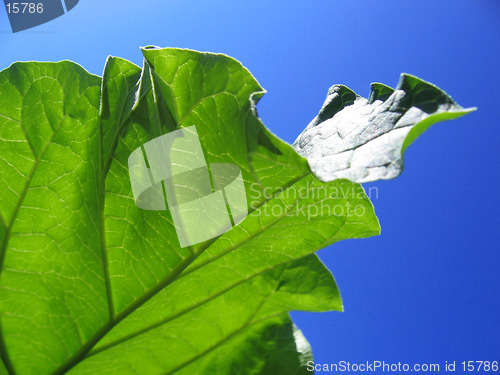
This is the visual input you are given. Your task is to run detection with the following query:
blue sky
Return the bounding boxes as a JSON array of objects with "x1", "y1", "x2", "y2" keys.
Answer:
[{"x1": 1, "y1": 0, "x2": 499, "y2": 372}]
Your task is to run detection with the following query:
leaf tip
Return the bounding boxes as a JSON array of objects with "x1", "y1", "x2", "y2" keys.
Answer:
[
  {"x1": 368, "y1": 82, "x2": 394, "y2": 103},
  {"x1": 141, "y1": 45, "x2": 161, "y2": 51}
]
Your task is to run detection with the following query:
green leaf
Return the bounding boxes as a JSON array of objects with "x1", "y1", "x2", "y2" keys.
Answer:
[
  {"x1": 0, "y1": 61, "x2": 105, "y2": 374},
  {"x1": 189, "y1": 314, "x2": 313, "y2": 375},
  {"x1": 0, "y1": 48, "x2": 472, "y2": 374},
  {"x1": 293, "y1": 74, "x2": 476, "y2": 183}
]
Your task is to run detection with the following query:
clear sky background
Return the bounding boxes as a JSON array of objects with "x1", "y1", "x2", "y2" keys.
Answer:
[{"x1": 1, "y1": 0, "x2": 499, "y2": 372}]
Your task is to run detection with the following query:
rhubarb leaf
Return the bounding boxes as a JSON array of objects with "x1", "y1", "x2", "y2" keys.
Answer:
[
  {"x1": 0, "y1": 48, "x2": 472, "y2": 375},
  {"x1": 293, "y1": 75, "x2": 476, "y2": 183}
]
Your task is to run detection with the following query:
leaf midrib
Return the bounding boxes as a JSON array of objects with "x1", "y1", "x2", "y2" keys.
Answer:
[
  {"x1": 60, "y1": 174, "x2": 351, "y2": 372},
  {"x1": 87, "y1": 226, "x2": 345, "y2": 361},
  {"x1": 97, "y1": 62, "x2": 145, "y2": 320}
]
